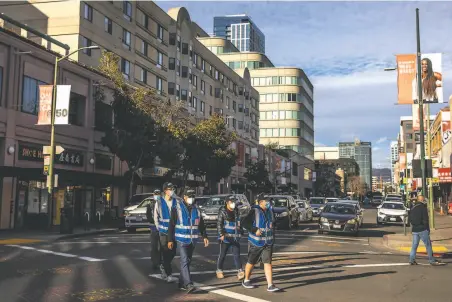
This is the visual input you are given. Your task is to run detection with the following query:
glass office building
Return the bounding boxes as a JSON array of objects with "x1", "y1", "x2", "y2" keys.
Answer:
[
  {"x1": 214, "y1": 15, "x2": 265, "y2": 53},
  {"x1": 339, "y1": 140, "x2": 372, "y2": 191}
]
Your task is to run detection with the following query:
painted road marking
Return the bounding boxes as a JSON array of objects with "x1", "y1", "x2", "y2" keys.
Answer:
[
  {"x1": 0, "y1": 239, "x2": 43, "y2": 245},
  {"x1": 149, "y1": 274, "x2": 270, "y2": 302},
  {"x1": 312, "y1": 239, "x2": 369, "y2": 246},
  {"x1": 398, "y1": 246, "x2": 449, "y2": 253},
  {"x1": 139, "y1": 251, "x2": 326, "y2": 260},
  {"x1": 6, "y1": 245, "x2": 105, "y2": 262}
]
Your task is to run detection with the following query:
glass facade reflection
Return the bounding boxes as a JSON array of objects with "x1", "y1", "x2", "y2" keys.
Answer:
[{"x1": 339, "y1": 141, "x2": 372, "y2": 190}]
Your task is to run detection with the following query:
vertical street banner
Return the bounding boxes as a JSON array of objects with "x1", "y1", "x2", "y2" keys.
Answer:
[
  {"x1": 407, "y1": 153, "x2": 413, "y2": 170},
  {"x1": 37, "y1": 85, "x2": 53, "y2": 125},
  {"x1": 442, "y1": 120, "x2": 451, "y2": 145},
  {"x1": 412, "y1": 103, "x2": 427, "y2": 131},
  {"x1": 396, "y1": 54, "x2": 416, "y2": 104},
  {"x1": 55, "y1": 85, "x2": 71, "y2": 125}
]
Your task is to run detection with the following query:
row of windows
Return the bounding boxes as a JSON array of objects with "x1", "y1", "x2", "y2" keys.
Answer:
[
  {"x1": 260, "y1": 93, "x2": 300, "y2": 103},
  {"x1": 251, "y1": 76, "x2": 314, "y2": 98},
  {"x1": 260, "y1": 110, "x2": 302, "y2": 120},
  {"x1": 260, "y1": 128, "x2": 301, "y2": 138},
  {"x1": 226, "y1": 61, "x2": 266, "y2": 70}
]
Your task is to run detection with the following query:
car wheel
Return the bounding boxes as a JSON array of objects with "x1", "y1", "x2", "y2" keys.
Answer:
[
  {"x1": 376, "y1": 219, "x2": 382, "y2": 225},
  {"x1": 127, "y1": 228, "x2": 136, "y2": 233}
]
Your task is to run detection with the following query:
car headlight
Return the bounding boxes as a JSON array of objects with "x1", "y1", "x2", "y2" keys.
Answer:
[
  {"x1": 347, "y1": 219, "x2": 356, "y2": 224},
  {"x1": 320, "y1": 217, "x2": 328, "y2": 223},
  {"x1": 201, "y1": 212, "x2": 207, "y2": 217},
  {"x1": 378, "y1": 211, "x2": 386, "y2": 216},
  {"x1": 319, "y1": 206, "x2": 324, "y2": 211},
  {"x1": 124, "y1": 210, "x2": 130, "y2": 217}
]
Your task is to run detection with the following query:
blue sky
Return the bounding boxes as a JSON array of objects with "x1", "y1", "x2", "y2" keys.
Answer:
[{"x1": 157, "y1": 1, "x2": 452, "y2": 168}]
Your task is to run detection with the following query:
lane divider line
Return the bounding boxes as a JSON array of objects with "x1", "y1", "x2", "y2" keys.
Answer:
[
  {"x1": 6, "y1": 245, "x2": 105, "y2": 262},
  {"x1": 149, "y1": 274, "x2": 271, "y2": 302}
]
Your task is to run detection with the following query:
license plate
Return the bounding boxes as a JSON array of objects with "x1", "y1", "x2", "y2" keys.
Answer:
[
  {"x1": 390, "y1": 218, "x2": 396, "y2": 221},
  {"x1": 208, "y1": 215, "x2": 217, "y2": 220},
  {"x1": 135, "y1": 217, "x2": 142, "y2": 222},
  {"x1": 333, "y1": 224, "x2": 341, "y2": 229}
]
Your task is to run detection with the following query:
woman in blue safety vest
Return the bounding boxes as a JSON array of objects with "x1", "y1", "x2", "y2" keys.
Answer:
[
  {"x1": 168, "y1": 189, "x2": 209, "y2": 294},
  {"x1": 153, "y1": 182, "x2": 177, "y2": 282},
  {"x1": 216, "y1": 195, "x2": 245, "y2": 280},
  {"x1": 241, "y1": 193, "x2": 280, "y2": 292}
]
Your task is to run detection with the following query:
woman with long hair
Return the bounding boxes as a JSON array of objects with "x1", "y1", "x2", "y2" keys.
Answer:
[{"x1": 413, "y1": 58, "x2": 442, "y2": 103}]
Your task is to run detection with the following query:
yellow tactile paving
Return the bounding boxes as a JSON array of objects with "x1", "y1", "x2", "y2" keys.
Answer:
[
  {"x1": 398, "y1": 246, "x2": 449, "y2": 253},
  {"x1": 0, "y1": 238, "x2": 43, "y2": 245}
]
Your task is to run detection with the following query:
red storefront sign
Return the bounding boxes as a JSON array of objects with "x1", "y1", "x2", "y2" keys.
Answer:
[{"x1": 438, "y1": 168, "x2": 452, "y2": 183}]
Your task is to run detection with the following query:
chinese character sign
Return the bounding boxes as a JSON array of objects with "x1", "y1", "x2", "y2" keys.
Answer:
[
  {"x1": 37, "y1": 85, "x2": 53, "y2": 125},
  {"x1": 438, "y1": 168, "x2": 452, "y2": 183}
]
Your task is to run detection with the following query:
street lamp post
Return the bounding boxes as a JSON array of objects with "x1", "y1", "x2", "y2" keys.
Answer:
[{"x1": 48, "y1": 46, "x2": 100, "y2": 227}]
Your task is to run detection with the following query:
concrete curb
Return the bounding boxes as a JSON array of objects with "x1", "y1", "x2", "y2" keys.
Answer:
[
  {"x1": 382, "y1": 234, "x2": 452, "y2": 258},
  {"x1": 53, "y1": 228, "x2": 119, "y2": 241}
]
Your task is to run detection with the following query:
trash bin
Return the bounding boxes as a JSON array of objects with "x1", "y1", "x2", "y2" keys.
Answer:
[{"x1": 59, "y1": 207, "x2": 74, "y2": 234}]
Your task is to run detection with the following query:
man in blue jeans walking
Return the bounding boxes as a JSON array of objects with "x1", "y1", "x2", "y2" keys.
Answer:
[{"x1": 409, "y1": 194, "x2": 444, "y2": 266}]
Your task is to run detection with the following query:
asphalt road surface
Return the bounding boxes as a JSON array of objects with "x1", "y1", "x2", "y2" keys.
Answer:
[{"x1": 1, "y1": 208, "x2": 450, "y2": 302}]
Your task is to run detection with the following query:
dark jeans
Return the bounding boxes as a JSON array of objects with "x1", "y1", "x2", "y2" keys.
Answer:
[
  {"x1": 158, "y1": 234, "x2": 176, "y2": 276},
  {"x1": 179, "y1": 243, "x2": 195, "y2": 287},
  {"x1": 217, "y1": 241, "x2": 242, "y2": 271},
  {"x1": 150, "y1": 230, "x2": 160, "y2": 269}
]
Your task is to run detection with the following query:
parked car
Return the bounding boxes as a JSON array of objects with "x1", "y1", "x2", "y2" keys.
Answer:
[
  {"x1": 267, "y1": 195, "x2": 299, "y2": 229},
  {"x1": 377, "y1": 201, "x2": 409, "y2": 225},
  {"x1": 338, "y1": 200, "x2": 364, "y2": 227},
  {"x1": 309, "y1": 197, "x2": 327, "y2": 217},
  {"x1": 195, "y1": 196, "x2": 210, "y2": 208},
  {"x1": 371, "y1": 196, "x2": 383, "y2": 207},
  {"x1": 385, "y1": 194, "x2": 402, "y2": 201},
  {"x1": 296, "y1": 200, "x2": 313, "y2": 222},
  {"x1": 124, "y1": 196, "x2": 155, "y2": 233},
  {"x1": 326, "y1": 198, "x2": 339, "y2": 203},
  {"x1": 122, "y1": 193, "x2": 154, "y2": 218},
  {"x1": 200, "y1": 194, "x2": 250, "y2": 226},
  {"x1": 318, "y1": 202, "x2": 361, "y2": 236}
]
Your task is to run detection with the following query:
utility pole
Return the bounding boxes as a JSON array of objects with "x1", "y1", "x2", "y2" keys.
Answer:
[{"x1": 426, "y1": 104, "x2": 435, "y2": 228}]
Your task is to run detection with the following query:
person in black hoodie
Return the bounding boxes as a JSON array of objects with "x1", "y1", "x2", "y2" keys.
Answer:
[
  {"x1": 408, "y1": 194, "x2": 444, "y2": 266},
  {"x1": 216, "y1": 196, "x2": 245, "y2": 280}
]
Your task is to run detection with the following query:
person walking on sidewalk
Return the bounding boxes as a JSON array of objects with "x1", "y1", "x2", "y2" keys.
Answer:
[
  {"x1": 216, "y1": 196, "x2": 245, "y2": 280},
  {"x1": 241, "y1": 193, "x2": 280, "y2": 292},
  {"x1": 409, "y1": 194, "x2": 445, "y2": 266},
  {"x1": 168, "y1": 189, "x2": 209, "y2": 293},
  {"x1": 147, "y1": 189, "x2": 161, "y2": 271},
  {"x1": 154, "y1": 183, "x2": 178, "y2": 282}
]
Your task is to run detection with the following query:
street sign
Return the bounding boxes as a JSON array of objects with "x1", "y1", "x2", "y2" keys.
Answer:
[
  {"x1": 43, "y1": 145, "x2": 65, "y2": 155},
  {"x1": 46, "y1": 174, "x2": 58, "y2": 188},
  {"x1": 43, "y1": 155, "x2": 50, "y2": 175}
]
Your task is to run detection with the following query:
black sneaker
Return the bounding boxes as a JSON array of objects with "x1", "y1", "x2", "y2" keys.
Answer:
[
  {"x1": 430, "y1": 260, "x2": 446, "y2": 266},
  {"x1": 267, "y1": 284, "x2": 281, "y2": 292},
  {"x1": 186, "y1": 284, "x2": 196, "y2": 293},
  {"x1": 409, "y1": 261, "x2": 418, "y2": 265},
  {"x1": 242, "y1": 280, "x2": 256, "y2": 289}
]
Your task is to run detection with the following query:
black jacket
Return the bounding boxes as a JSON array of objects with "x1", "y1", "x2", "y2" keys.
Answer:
[
  {"x1": 409, "y1": 202, "x2": 430, "y2": 233},
  {"x1": 168, "y1": 202, "x2": 208, "y2": 243},
  {"x1": 217, "y1": 206, "x2": 244, "y2": 237}
]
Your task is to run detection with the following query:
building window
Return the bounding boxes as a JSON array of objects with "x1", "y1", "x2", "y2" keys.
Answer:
[
  {"x1": 121, "y1": 58, "x2": 130, "y2": 78},
  {"x1": 226, "y1": 97, "x2": 230, "y2": 108},
  {"x1": 169, "y1": 33, "x2": 176, "y2": 45},
  {"x1": 139, "y1": 67, "x2": 147, "y2": 83},
  {"x1": 215, "y1": 88, "x2": 222, "y2": 98},
  {"x1": 156, "y1": 77, "x2": 163, "y2": 92},
  {"x1": 157, "y1": 24, "x2": 164, "y2": 40},
  {"x1": 201, "y1": 80, "x2": 205, "y2": 93},
  {"x1": 232, "y1": 118, "x2": 237, "y2": 128},
  {"x1": 215, "y1": 70, "x2": 219, "y2": 80},
  {"x1": 210, "y1": 85, "x2": 213, "y2": 96},
  {"x1": 139, "y1": 10, "x2": 148, "y2": 28},
  {"x1": 81, "y1": 36, "x2": 92, "y2": 55},
  {"x1": 200, "y1": 101, "x2": 205, "y2": 113},
  {"x1": 209, "y1": 105, "x2": 213, "y2": 116},
  {"x1": 104, "y1": 17, "x2": 112, "y2": 34},
  {"x1": 238, "y1": 104, "x2": 243, "y2": 113},
  {"x1": 177, "y1": 35, "x2": 181, "y2": 51},
  {"x1": 95, "y1": 101, "x2": 113, "y2": 131},
  {"x1": 176, "y1": 84, "x2": 180, "y2": 99},
  {"x1": 140, "y1": 40, "x2": 148, "y2": 55},
  {"x1": 123, "y1": 1, "x2": 132, "y2": 20},
  {"x1": 181, "y1": 89, "x2": 187, "y2": 101},
  {"x1": 122, "y1": 29, "x2": 131, "y2": 48},
  {"x1": 181, "y1": 66, "x2": 188, "y2": 78},
  {"x1": 192, "y1": 75, "x2": 198, "y2": 89},
  {"x1": 69, "y1": 92, "x2": 86, "y2": 126},
  {"x1": 232, "y1": 101, "x2": 237, "y2": 112},
  {"x1": 209, "y1": 65, "x2": 213, "y2": 77},
  {"x1": 201, "y1": 59, "x2": 205, "y2": 72},
  {"x1": 169, "y1": 58, "x2": 175, "y2": 70},
  {"x1": 176, "y1": 59, "x2": 180, "y2": 76},
  {"x1": 157, "y1": 51, "x2": 163, "y2": 66},
  {"x1": 83, "y1": 3, "x2": 93, "y2": 22},
  {"x1": 182, "y1": 43, "x2": 189, "y2": 55},
  {"x1": 168, "y1": 82, "x2": 175, "y2": 95},
  {"x1": 22, "y1": 76, "x2": 45, "y2": 115},
  {"x1": 193, "y1": 53, "x2": 198, "y2": 66}
]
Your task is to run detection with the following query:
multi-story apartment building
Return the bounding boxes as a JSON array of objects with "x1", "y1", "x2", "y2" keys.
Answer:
[
  {"x1": 339, "y1": 139, "x2": 372, "y2": 191},
  {"x1": 1, "y1": 2, "x2": 261, "y2": 195},
  {"x1": 390, "y1": 141, "x2": 398, "y2": 184},
  {"x1": 213, "y1": 15, "x2": 265, "y2": 53},
  {"x1": 198, "y1": 36, "x2": 315, "y2": 160}
]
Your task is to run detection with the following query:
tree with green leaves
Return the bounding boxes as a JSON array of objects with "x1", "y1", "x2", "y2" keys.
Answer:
[{"x1": 244, "y1": 160, "x2": 272, "y2": 194}]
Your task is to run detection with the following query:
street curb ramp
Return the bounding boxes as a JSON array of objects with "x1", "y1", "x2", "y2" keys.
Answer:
[{"x1": 383, "y1": 234, "x2": 451, "y2": 259}]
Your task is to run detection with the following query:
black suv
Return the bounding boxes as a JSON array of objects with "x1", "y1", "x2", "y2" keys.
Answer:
[{"x1": 267, "y1": 195, "x2": 300, "y2": 229}]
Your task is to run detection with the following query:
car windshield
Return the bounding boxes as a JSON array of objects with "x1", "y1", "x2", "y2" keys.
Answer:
[
  {"x1": 128, "y1": 194, "x2": 153, "y2": 206},
  {"x1": 206, "y1": 196, "x2": 226, "y2": 206},
  {"x1": 138, "y1": 197, "x2": 154, "y2": 208},
  {"x1": 273, "y1": 198, "x2": 289, "y2": 207},
  {"x1": 297, "y1": 202, "x2": 305, "y2": 208},
  {"x1": 323, "y1": 204, "x2": 356, "y2": 214},
  {"x1": 382, "y1": 203, "x2": 405, "y2": 210},
  {"x1": 195, "y1": 197, "x2": 209, "y2": 206},
  {"x1": 326, "y1": 198, "x2": 338, "y2": 202},
  {"x1": 386, "y1": 197, "x2": 402, "y2": 201},
  {"x1": 310, "y1": 198, "x2": 325, "y2": 204}
]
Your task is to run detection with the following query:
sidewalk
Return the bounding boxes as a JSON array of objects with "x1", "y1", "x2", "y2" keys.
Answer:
[
  {"x1": 382, "y1": 213, "x2": 452, "y2": 257},
  {"x1": 0, "y1": 226, "x2": 119, "y2": 245}
]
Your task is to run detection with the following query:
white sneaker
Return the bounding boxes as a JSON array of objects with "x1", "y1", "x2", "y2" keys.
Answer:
[
  {"x1": 160, "y1": 265, "x2": 168, "y2": 279},
  {"x1": 166, "y1": 275, "x2": 177, "y2": 283}
]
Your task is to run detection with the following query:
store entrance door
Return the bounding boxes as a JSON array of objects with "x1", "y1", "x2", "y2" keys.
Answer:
[{"x1": 72, "y1": 188, "x2": 94, "y2": 227}]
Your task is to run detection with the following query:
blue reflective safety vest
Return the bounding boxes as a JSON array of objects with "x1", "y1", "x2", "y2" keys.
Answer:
[
  {"x1": 221, "y1": 211, "x2": 241, "y2": 244},
  {"x1": 174, "y1": 200, "x2": 201, "y2": 246},
  {"x1": 156, "y1": 197, "x2": 176, "y2": 234},
  {"x1": 248, "y1": 205, "x2": 274, "y2": 247}
]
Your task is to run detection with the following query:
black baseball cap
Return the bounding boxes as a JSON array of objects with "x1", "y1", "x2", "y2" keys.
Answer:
[
  {"x1": 153, "y1": 189, "x2": 161, "y2": 194},
  {"x1": 185, "y1": 189, "x2": 196, "y2": 197},
  {"x1": 226, "y1": 195, "x2": 237, "y2": 203},
  {"x1": 256, "y1": 193, "x2": 266, "y2": 202},
  {"x1": 163, "y1": 182, "x2": 174, "y2": 191}
]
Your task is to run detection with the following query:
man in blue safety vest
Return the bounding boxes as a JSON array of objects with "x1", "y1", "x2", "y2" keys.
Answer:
[
  {"x1": 216, "y1": 195, "x2": 245, "y2": 280},
  {"x1": 153, "y1": 182, "x2": 177, "y2": 282},
  {"x1": 147, "y1": 189, "x2": 161, "y2": 270},
  {"x1": 241, "y1": 193, "x2": 280, "y2": 292},
  {"x1": 168, "y1": 189, "x2": 209, "y2": 293}
]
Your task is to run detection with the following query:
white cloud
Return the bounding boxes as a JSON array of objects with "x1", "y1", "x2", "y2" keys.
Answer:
[{"x1": 376, "y1": 137, "x2": 388, "y2": 144}]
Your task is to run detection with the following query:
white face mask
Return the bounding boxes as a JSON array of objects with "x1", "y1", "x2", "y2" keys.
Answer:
[
  {"x1": 229, "y1": 202, "x2": 236, "y2": 209},
  {"x1": 186, "y1": 198, "x2": 194, "y2": 205}
]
